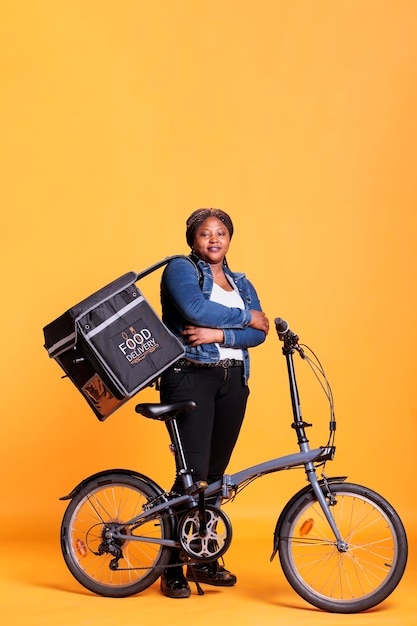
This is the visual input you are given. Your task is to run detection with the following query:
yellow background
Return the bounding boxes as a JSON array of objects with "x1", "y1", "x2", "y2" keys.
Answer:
[{"x1": 1, "y1": 2, "x2": 416, "y2": 623}]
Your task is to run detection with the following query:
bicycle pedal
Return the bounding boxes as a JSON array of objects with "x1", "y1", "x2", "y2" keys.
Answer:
[{"x1": 186, "y1": 481, "x2": 208, "y2": 496}]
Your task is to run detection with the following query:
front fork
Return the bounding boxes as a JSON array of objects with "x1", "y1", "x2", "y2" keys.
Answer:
[
  {"x1": 306, "y1": 468, "x2": 349, "y2": 551},
  {"x1": 270, "y1": 474, "x2": 349, "y2": 562}
]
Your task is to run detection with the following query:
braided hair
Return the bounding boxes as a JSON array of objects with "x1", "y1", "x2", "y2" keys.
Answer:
[{"x1": 185, "y1": 208, "x2": 234, "y2": 248}]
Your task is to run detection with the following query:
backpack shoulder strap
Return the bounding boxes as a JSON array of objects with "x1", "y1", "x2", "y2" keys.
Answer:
[
  {"x1": 135, "y1": 255, "x2": 184, "y2": 281},
  {"x1": 135, "y1": 254, "x2": 203, "y2": 287},
  {"x1": 184, "y1": 253, "x2": 203, "y2": 287}
]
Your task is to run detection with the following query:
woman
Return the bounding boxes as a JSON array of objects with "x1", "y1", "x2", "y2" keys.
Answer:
[{"x1": 159, "y1": 208, "x2": 269, "y2": 598}]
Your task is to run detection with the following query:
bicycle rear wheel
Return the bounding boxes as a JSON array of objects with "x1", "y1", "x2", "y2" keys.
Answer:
[
  {"x1": 277, "y1": 481, "x2": 407, "y2": 613},
  {"x1": 61, "y1": 472, "x2": 172, "y2": 597}
]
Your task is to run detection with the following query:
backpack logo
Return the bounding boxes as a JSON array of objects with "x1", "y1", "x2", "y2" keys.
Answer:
[{"x1": 116, "y1": 324, "x2": 159, "y2": 365}]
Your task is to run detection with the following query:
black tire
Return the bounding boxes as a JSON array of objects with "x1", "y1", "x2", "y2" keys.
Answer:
[
  {"x1": 278, "y1": 482, "x2": 408, "y2": 613},
  {"x1": 61, "y1": 472, "x2": 172, "y2": 597}
]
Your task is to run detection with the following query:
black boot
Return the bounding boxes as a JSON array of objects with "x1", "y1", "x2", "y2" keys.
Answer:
[
  {"x1": 186, "y1": 560, "x2": 237, "y2": 586},
  {"x1": 160, "y1": 549, "x2": 190, "y2": 599},
  {"x1": 160, "y1": 565, "x2": 191, "y2": 598}
]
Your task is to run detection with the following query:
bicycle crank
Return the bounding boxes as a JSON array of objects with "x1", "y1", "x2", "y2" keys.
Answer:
[{"x1": 177, "y1": 504, "x2": 232, "y2": 562}]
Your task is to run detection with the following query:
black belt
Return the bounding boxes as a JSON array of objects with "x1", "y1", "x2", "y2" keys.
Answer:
[{"x1": 176, "y1": 358, "x2": 243, "y2": 368}]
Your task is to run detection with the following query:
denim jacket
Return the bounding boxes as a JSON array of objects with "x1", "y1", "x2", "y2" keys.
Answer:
[{"x1": 160, "y1": 254, "x2": 266, "y2": 383}]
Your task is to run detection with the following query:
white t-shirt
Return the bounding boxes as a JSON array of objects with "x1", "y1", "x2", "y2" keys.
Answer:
[{"x1": 210, "y1": 280, "x2": 244, "y2": 361}]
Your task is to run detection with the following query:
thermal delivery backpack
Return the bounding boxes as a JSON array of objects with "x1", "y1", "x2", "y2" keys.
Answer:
[{"x1": 43, "y1": 257, "x2": 185, "y2": 420}]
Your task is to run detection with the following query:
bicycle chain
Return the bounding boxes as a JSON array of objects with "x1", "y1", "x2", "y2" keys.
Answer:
[
  {"x1": 112, "y1": 551, "x2": 225, "y2": 572},
  {"x1": 113, "y1": 561, "x2": 185, "y2": 572}
]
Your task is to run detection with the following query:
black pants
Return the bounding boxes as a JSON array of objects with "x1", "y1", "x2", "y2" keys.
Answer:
[{"x1": 160, "y1": 363, "x2": 249, "y2": 494}]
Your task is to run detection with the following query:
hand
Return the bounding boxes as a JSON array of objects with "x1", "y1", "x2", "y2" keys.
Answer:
[
  {"x1": 249, "y1": 310, "x2": 269, "y2": 334},
  {"x1": 181, "y1": 326, "x2": 224, "y2": 346}
]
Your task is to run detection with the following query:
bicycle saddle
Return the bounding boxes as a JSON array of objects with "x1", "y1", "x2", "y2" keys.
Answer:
[{"x1": 135, "y1": 400, "x2": 197, "y2": 421}]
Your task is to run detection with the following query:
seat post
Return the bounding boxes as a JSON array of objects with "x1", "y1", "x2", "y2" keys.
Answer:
[{"x1": 167, "y1": 417, "x2": 194, "y2": 491}]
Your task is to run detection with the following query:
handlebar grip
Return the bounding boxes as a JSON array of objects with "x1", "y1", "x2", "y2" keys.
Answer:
[
  {"x1": 274, "y1": 317, "x2": 289, "y2": 336},
  {"x1": 274, "y1": 318, "x2": 300, "y2": 352}
]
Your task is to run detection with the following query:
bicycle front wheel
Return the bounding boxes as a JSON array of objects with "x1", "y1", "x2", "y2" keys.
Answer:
[
  {"x1": 278, "y1": 482, "x2": 407, "y2": 613},
  {"x1": 61, "y1": 472, "x2": 172, "y2": 597}
]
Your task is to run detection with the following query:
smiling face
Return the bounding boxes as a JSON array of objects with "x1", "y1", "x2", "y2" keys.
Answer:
[{"x1": 192, "y1": 216, "x2": 231, "y2": 265}]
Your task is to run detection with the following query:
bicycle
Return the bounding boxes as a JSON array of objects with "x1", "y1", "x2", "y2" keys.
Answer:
[{"x1": 60, "y1": 318, "x2": 408, "y2": 613}]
